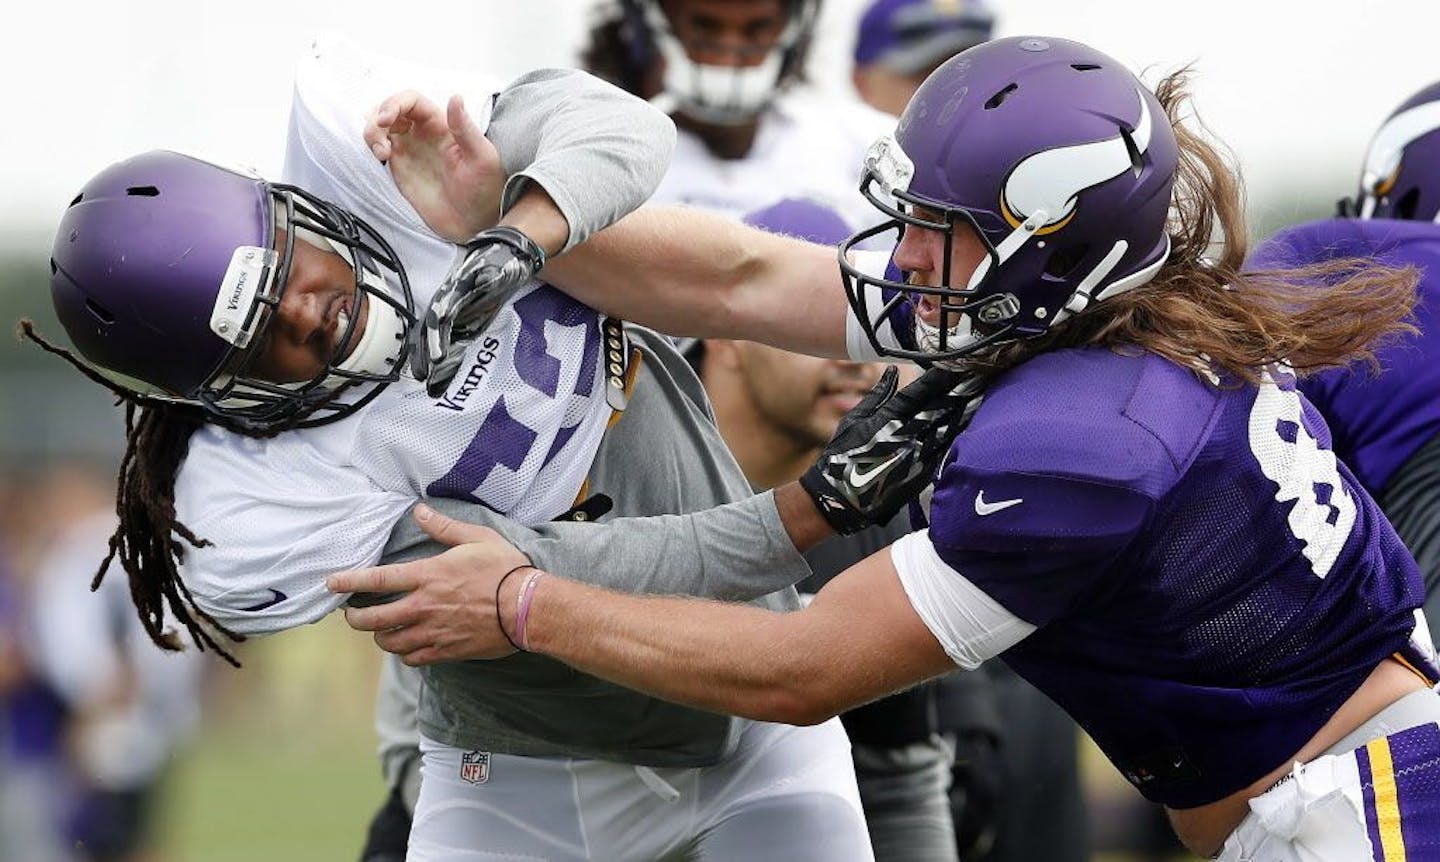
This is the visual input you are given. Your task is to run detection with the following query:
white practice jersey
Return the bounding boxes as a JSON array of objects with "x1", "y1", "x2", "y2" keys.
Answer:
[
  {"x1": 173, "y1": 36, "x2": 613, "y2": 636},
  {"x1": 653, "y1": 88, "x2": 896, "y2": 231}
]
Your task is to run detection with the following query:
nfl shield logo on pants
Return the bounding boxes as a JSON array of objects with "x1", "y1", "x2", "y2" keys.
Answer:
[{"x1": 459, "y1": 750, "x2": 491, "y2": 785}]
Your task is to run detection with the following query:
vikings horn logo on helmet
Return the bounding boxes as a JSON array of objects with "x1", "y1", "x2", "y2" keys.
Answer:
[{"x1": 999, "y1": 88, "x2": 1154, "y2": 237}]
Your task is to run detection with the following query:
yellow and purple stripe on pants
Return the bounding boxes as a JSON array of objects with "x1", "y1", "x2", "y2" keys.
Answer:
[{"x1": 1355, "y1": 722, "x2": 1440, "y2": 861}]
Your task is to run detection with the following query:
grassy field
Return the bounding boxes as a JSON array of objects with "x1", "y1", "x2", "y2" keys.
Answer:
[{"x1": 152, "y1": 618, "x2": 389, "y2": 862}]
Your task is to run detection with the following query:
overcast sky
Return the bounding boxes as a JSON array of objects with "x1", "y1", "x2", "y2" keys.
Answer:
[{"x1": 5, "y1": 0, "x2": 1437, "y2": 250}]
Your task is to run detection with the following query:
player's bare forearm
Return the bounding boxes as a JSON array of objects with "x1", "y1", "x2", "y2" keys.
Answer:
[
  {"x1": 517, "y1": 548, "x2": 957, "y2": 725},
  {"x1": 520, "y1": 577, "x2": 838, "y2": 724},
  {"x1": 542, "y1": 206, "x2": 850, "y2": 358}
]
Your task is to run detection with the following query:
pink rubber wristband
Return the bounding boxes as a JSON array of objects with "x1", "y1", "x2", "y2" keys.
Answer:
[{"x1": 514, "y1": 570, "x2": 545, "y2": 651}]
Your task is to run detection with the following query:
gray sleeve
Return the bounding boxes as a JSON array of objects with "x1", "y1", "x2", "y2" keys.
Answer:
[
  {"x1": 382, "y1": 490, "x2": 810, "y2": 602},
  {"x1": 486, "y1": 68, "x2": 676, "y2": 253}
]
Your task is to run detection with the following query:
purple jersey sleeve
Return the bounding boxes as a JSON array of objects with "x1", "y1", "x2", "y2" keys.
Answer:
[
  {"x1": 924, "y1": 347, "x2": 1201, "y2": 625},
  {"x1": 927, "y1": 466, "x2": 1154, "y2": 626}
]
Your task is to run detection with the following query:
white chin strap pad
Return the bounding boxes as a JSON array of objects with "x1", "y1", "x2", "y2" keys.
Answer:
[{"x1": 336, "y1": 272, "x2": 405, "y2": 377}]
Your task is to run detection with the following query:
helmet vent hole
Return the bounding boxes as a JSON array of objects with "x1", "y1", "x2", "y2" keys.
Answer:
[
  {"x1": 984, "y1": 83, "x2": 1018, "y2": 110},
  {"x1": 1044, "y1": 244, "x2": 1089, "y2": 280},
  {"x1": 49, "y1": 258, "x2": 57, "y2": 275},
  {"x1": 68, "y1": 193, "x2": 84, "y2": 208},
  {"x1": 126, "y1": 186, "x2": 160, "y2": 197},
  {"x1": 85, "y1": 299, "x2": 116, "y2": 325},
  {"x1": 1071, "y1": 63, "x2": 1101, "y2": 71},
  {"x1": 1119, "y1": 126, "x2": 1143, "y2": 175},
  {"x1": 1395, "y1": 189, "x2": 1420, "y2": 220}
]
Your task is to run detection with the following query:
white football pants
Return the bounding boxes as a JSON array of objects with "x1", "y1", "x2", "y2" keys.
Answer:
[
  {"x1": 1216, "y1": 688, "x2": 1440, "y2": 862},
  {"x1": 408, "y1": 717, "x2": 874, "y2": 861}
]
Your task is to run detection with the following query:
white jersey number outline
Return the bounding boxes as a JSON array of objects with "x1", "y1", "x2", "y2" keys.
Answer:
[{"x1": 1247, "y1": 371, "x2": 1356, "y2": 578}]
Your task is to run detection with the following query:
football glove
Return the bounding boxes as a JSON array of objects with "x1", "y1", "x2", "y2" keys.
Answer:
[
  {"x1": 799, "y1": 365, "x2": 982, "y2": 536},
  {"x1": 412, "y1": 225, "x2": 546, "y2": 397}
]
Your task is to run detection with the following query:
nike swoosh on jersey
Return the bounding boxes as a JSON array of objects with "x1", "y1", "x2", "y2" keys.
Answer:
[
  {"x1": 974, "y1": 491, "x2": 1023, "y2": 516},
  {"x1": 239, "y1": 588, "x2": 288, "y2": 612}
]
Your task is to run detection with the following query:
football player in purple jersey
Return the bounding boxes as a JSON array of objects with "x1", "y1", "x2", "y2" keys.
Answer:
[
  {"x1": 336, "y1": 35, "x2": 1440, "y2": 860},
  {"x1": 1249, "y1": 81, "x2": 1440, "y2": 650}
]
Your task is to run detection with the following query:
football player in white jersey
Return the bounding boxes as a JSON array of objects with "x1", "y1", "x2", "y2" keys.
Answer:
[
  {"x1": 582, "y1": 0, "x2": 895, "y2": 227},
  {"x1": 32, "y1": 35, "x2": 969, "y2": 862}
]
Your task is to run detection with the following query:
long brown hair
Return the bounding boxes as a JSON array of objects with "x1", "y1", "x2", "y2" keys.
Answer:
[{"x1": 967, "y1": 69, "x2": 1419, "y2": 384}]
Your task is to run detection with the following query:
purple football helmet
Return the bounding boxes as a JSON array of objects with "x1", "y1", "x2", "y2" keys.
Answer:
[
  {"x1": 839, "y1": 36, "x2": 1178, "y2": 363},
  {"x1": 49, "y1": 150, "x2": 414, "y2": 432},
  {"x1": 1343, "y1": 81, "x2": 1440, "y2": 221}
]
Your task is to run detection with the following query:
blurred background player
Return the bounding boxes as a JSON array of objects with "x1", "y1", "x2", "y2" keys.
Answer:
[
  {"x1": 0, "y1": 483, "x2": 76, "y2": 862},
  {"x1": 1249, "y1": 80, "x2": 1440, "y2": 647},
  {"x1": 689, "y1": 196, "x2": 967, "y2": 862},
  {"x1": 581, "y1": 0, "x2": 894, "y2": 227},
  {"x1": 851, "y1": 0, "x2": 996, "y2": 116},
  {"x1": 27, "y1": 464, "x2": 207, "y2": 862}
]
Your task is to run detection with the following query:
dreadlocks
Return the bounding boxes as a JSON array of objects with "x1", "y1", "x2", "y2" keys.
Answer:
[{"x1": 20, "y1": 319, "x2": 274, "y2": 666}]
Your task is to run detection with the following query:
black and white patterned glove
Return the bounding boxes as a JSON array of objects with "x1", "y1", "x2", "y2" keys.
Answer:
[
  {"x1": 800, "y1": 365, "x2": 983, "y2": 536},
  {"x1": 413, "y1": 226, "x2": 547, "y2": 397}
]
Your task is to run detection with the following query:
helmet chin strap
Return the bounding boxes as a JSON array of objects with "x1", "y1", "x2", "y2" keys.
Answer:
[{"x1": 913, "y1": 311, "x2": 978, "y2": 365}]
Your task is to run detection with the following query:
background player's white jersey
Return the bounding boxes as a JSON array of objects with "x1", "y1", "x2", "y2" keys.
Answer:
[
  {"x1": 653, "y1": 89, "x2": 896, "y2": 230},
  {"x1": 173, "y1": 37, "x2": 614, "y2": 636}
]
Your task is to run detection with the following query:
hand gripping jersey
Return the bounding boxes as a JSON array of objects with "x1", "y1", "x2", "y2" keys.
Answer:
[
  {"x1": 893, "y1": 346, "x2": 1439, "y2": 808},
  {"x1": 1248, "y1": 217, "x2": 1440, "y2": 496},
  {"x1": 174, "y1": 37, "x2": 616, "y2": 633}
]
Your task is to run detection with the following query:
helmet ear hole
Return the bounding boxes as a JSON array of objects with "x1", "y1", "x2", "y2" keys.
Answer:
[
  {"x1": 1044, "y1": 244, "x2": 1090, "y2": 280},
  {"x1": 1395, "y1": 188, "x2": 1421, "y2": 220}
]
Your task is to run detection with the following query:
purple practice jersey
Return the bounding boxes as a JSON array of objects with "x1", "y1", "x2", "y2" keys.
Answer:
[
  {"x1": 1248, "y1": 218, "x2": 1440, "y2": 495},
  {"x1": 914, "y1": 346, "x2": 1434, "y2": 808}
]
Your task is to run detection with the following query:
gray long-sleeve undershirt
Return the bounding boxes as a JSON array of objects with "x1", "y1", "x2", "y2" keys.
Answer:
[{"x1": 493, "y1": 69, "x2": 676, "y2": 253}]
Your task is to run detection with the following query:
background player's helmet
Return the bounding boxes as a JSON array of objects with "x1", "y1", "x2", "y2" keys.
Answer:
[
  {"x1": 839, "y1": 36, "x2": 1178, "y2": 364},
  {"x1": 743, "y1": 196, "x2": 852, "y2": 244},
  {"x1": 1342, "y1": 81, "x2": 1440, "y2": 222},
  {"x1": 616, "y1": 0, "x2": 819, "y2": 125},
  {"x1": 49, "y1": 150, "x2": 414, "y2": 433}
]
